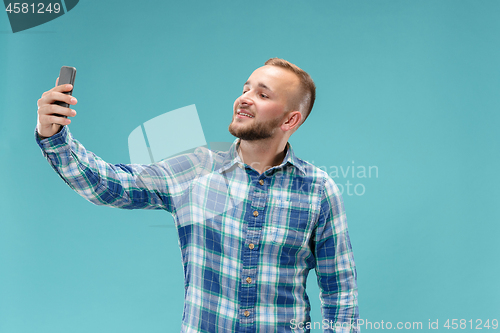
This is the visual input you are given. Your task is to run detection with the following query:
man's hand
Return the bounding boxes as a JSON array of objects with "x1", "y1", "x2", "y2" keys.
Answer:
[{"x1": 36, "y1": 77, "x2": 78, "y2": 139}]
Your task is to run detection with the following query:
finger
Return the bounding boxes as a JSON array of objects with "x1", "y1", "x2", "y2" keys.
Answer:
[
  {"x1": 54, "y1": 83, "x2": 73, "y2": 92},
  {"x1": 47, "y1": 115, "x2": 72, "y2": 126},
  {"x1": 38, "y1": 113, "x2": 72, "y2": 128},
  {"x1": 48, "y1": 104, "x2": 76, "y2": 117},
  {"x1": 39, "y1": 91, "x2": 77, "y2": 106},
  {"x1": 41, "y1": 83, "x2": 73, "y2": 99},
  {"x1": 40, "y1": 85, "x2": 73, "y2": 103},
  {"x1": 48, "y1": 82, "x2": 74, "y2": 95},
  {"x1": 55, "y1": 77, "x2": 59, "y2": 87},
  {"x1": 39, "y1": 104, "x2": 76, "y2": 117}
]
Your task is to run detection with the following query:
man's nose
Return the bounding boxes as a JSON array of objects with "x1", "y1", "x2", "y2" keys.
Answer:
[{"x1": 239, "y1": 94, "x2": 254, "y2": 106}]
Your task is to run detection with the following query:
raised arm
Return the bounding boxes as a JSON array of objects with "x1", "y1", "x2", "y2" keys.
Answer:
[
  {"x1": 313, "y1": 177, "x2": 359, "y2": 333},
  {"x1": 35, "y1": 78, "x2": 204, "y2": 213}
]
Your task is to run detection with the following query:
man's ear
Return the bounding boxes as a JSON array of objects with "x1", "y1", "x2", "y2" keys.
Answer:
[{"x1": 281, "y1": 111, "x2": 302, "y2": 132}]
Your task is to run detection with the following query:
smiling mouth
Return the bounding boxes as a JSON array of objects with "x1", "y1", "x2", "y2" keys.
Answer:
[{"x1": 236, "y1": 110, "x2": 255, "y2": 118}]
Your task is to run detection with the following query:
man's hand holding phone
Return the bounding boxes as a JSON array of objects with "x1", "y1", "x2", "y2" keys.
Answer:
[{"x1": 36, "y1": 77, "x2": 77, "y2": 139}]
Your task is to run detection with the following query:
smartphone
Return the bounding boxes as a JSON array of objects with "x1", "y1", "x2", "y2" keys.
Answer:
[{"x1": 54, "y1": 66, "x2": 76, "y2": 116}]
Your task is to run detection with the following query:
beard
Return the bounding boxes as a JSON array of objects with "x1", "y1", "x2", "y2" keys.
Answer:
[{"x1": 228, "y1": 115, "x2": 282, "y2": 141}]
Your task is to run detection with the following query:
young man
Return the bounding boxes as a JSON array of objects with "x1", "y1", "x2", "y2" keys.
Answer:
[{"x1": 36, "y1": 58, "x2": 359, "y2": 332}]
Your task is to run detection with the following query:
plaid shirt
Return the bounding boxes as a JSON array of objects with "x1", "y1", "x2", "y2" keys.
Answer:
[{"x1": 36, "y1": 126, "x2": 359, "y2": 333}]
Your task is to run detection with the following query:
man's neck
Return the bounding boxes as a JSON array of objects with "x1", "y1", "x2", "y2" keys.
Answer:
[{"x1": 237, "y1": 137, "x2": 288, "y2": 175}]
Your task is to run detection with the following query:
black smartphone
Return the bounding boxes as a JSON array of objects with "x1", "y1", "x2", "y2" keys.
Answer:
[{"x1": 54, "y1": 66, "x2": 76, "y2": 116}]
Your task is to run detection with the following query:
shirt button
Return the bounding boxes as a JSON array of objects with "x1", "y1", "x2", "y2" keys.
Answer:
[
  {"x1": 244, "y1": 310, "x2": 250, "y2": 317},
  {"x1": 248, "y1": 243, "x2": 255, "y2": 250},
  {"x1": 246, "y1": 277, "x2": 252, "y2": 284},
  {"x1": 253, "y1": 211, "x2": 259, "y2": 217},
  {"x1": 259, "y1": 179, "x2": 264, "y2": 185}
]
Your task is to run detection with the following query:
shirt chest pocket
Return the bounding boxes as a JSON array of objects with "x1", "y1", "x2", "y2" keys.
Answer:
[{"x1": 264, "y1": 199, "x2": 317, "y2": 247}]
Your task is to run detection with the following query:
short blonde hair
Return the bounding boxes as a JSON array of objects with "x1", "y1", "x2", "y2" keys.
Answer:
[{"x1": 264, "y1": 58, "x2": 316, "y2": 123}]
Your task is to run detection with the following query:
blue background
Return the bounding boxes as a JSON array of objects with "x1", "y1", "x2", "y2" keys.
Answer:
[{"x1": 1, "y1": 1, "x2": 499, "y2": 332}]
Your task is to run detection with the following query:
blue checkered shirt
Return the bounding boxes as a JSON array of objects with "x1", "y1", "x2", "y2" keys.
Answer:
[{"x1": 36, "y1": 126, "x2": 359, "y2": 332}]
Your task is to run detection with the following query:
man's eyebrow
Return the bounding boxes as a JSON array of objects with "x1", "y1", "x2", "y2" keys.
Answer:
[{"x1": 244, "y1": 81, "x2": 273, "y2": 92}]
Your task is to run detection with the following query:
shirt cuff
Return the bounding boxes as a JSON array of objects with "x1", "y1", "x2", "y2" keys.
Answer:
[{"x1": 35, "y1": 125, "x2": 71, "y2": 153}]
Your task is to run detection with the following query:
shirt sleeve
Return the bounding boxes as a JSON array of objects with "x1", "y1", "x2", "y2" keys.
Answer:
[
  {"x1": 313, "y1": 176, "x2": 359, "y2": 333},
  {"x1": 35, "y1": 126, "x2": 209, "y2": 213}
]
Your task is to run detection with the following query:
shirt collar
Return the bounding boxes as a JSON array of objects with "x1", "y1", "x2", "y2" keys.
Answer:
[{"x1": 217, "y1": 138, "x2": 306, "y2": 175}]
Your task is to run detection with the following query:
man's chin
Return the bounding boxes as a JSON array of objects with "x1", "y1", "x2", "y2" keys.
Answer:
[
  {"x1": 229, "y1": 127, "x2": 272, "y2": 141},
  {"x1": 228, "y1": 123, "x2": 244, "y2": 139},
  {"x1": 229, "y1": 125, "x2": 247, "y2": 140}
]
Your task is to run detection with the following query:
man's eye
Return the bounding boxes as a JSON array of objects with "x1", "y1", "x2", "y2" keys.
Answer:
[
  {"x1": 260, "y1": 93, "x2": 268, "y2": 98},
  {"x1": 242, "y1": 90, "x2": 248, "y2": 94}
]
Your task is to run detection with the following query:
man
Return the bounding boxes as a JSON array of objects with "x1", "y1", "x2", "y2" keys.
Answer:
[{"x1": 36, "y1": 58, "x2": 359, "y2": 332}]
